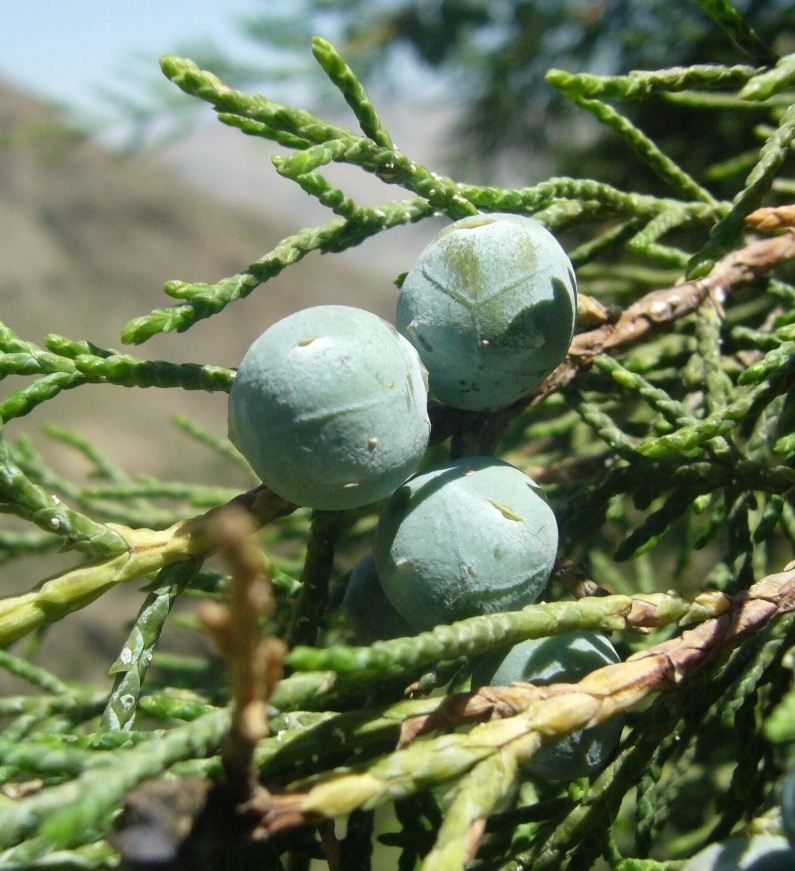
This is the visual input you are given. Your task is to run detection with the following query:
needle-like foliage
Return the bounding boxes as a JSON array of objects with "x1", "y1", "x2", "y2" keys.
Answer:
[{"x1": 2, "y1": 12, "x2": 795, "y2": 871}]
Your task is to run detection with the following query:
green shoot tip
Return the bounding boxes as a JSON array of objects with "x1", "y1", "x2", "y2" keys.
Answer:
[{"x1": 159, "y1": 55, "x2": 191, "y2": 79}]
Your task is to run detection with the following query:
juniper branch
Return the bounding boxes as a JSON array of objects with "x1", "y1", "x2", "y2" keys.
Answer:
[
  {"x1": 256, "y1": 563, "x2": 795, "y2": 839},
  {"x1": 544, "y1": 83, "x2": 716, "y2": 205},
  {"x1": 161, "y1": 55, "x2": 474, "y2": 221},
  {"x1": 693, "y1": 0, "x2": 777, "y2": 65},
  {"x1": 0, "y1": 429, "x2": 127, "y2": 556},
  {"x1": 103, "y1": 558, "x2": 202, "y2": 731},
  {"x1": 1, "y1": 371, "x2": 85, "y2": 421},
  {"x1": 687, "y1": 102, "x2": 795, "y2": 277},
  {"x1": 311, "y1": 37, "x2": 394, "y2": 149},
  {"x1": 457, "y1": 178, "x2": 720, "y2": 223},
  {"x1": 120, "y1": 198, "x2": 433, "y2": 343},
  {"x1": 0, "y1": 485, "x2": 295, "y2": 646},
  {"x1": 546, "y1": 65, "x2": 758, "y2": 101},
  {"x1": 0, "y1": 323, "x2": 233, "y2": 420},
  {"x1": 286, "y1": 591, "x2": 728, "y2": 678},
  {"x1": 741, "y1": 52, "x2": 795, "y2": 100}
]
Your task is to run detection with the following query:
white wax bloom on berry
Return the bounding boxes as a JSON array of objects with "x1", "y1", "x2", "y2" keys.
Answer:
[
  {"x1": 398, "y1": 213, "x2": 577, "y2": 410},
  {"x1": 228, "y1": 305, "x2": 430, "y2": 510},
  {"x1": 374, "y1": 456, "x2": 557, "y2": 631}
]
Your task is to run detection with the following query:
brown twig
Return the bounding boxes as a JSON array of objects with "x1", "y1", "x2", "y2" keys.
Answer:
[
  {"x1": 200, "y1": 507, "x2": 285, "y2": 798},
  {"x1": 746, "y1": 204, "x2": 795, "y2": 230},
  {"x1": 257, "y1": 560, "x2": 795, "y2": 834},
  {"x1": 396, "y1": 560, "x2": 795, "y2": 745},
  {"x1": 536, "y1": 229, "x2": 795, "y2": 400}
]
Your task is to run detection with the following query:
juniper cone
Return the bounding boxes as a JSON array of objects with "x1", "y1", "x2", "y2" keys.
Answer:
[
  {"x1": 396, "y1": 214, "x2": 577, "y2": 410},
  {"x1": 228, "y1": 306, "x2": 430, "y2": 510}
]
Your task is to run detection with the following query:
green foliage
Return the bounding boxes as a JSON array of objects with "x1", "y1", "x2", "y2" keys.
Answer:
[
  {"x1": 2, "y1": 11, "x2": 795, "y2": 871},
  {"x1": 163, "y1": 0, "x2": 795, "y2": 186}
]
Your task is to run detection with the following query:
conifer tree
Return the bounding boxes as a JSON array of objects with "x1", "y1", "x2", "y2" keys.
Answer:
[{"x1": 2, "y1": 3, "x2": 795, "y2": 869}]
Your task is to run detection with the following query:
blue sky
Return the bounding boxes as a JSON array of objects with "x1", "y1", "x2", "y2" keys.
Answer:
[{"x1": 0, "y1": 1, "x2": 264, "y2": 115}]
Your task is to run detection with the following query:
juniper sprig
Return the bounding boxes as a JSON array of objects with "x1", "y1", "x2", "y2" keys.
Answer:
[{"x1": 3, "y1": 16, "x2": 795, "y2": 871}]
